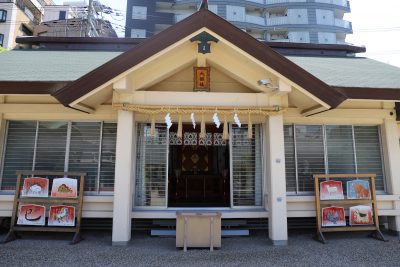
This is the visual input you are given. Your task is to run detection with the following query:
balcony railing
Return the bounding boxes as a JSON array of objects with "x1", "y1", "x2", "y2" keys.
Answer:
[
  {"x1": 247, "y1": 0, "x2": 264, "y2": 4},
  {"x1": 245, "y1": 14, "x2": 265, "y2": 25},
  {"x1": 314, "y1": 0, "x2": 349, "y2": 8},
  {"x1": 334, "y1": 18, "x2": 351, "y2": 29},
  {"x1": 269, "y1": 38, "x2": 290, "y2": 42},
  {"x1": 266, "y1": 16, "x2": 289, "y2": 26},
  {"x1": 265, "y1": 0, "x2": 306, "y2": 4}
]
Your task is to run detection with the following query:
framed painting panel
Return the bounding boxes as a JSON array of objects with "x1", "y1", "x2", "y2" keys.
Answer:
[
  {"x1": 347, "y1": 180, "x2": 371, "y2": 199},
  {"x1": 17, "y1": 204, "x2": 45, "y2": 226},
  {"x1": 48, "y1": 205, "x2": 75, "y2": 227},
  {"x1": 350, "y1": 205, "x2": 374, "y2": 225},
  {"x1": 320, "y1": 180, "x2": 344, "y2": 200},
  {"x1": 51, "y1": 178, "x2": 78, "y2": 198},
  {"x1": 322, "y1": 206, "x2": 346, "y2": 227},
  {"x1": 21, "y1": 177, "x2": 49, "y2": 198}
]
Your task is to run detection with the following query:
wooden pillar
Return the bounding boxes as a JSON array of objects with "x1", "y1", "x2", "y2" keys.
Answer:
[
  {"x1": 112, "y1": 110, "x2": 136, "y2": 245},
  {"x1": 264, "y1": 114, "x2": 288, "y2": 245}
]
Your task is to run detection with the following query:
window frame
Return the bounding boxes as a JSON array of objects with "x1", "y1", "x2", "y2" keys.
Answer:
[{"x1": 284, "y1": 124, "x2": 386, "y2": 195}]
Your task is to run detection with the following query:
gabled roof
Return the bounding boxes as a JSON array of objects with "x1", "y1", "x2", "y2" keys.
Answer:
[{"x1": 51, "y1": 9, "x2": 347, "y2": 108}]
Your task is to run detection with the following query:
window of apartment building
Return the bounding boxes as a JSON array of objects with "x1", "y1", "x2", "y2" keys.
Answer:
[
  {"x1": 132, "y1": 6, "x2": 147, "y2": 20},
  {"x1": 131, "y1": 29, "x2": 146, "y2": 38},
  {"x1": 0, "y1": 9, "x2": 6, "y2": 22},
  {"x1": 284, "y1": 124, "x2": 385, "y2": 194},
  {"x1": 59, "y1": 10, "x2": 66, "y2": 20},
  {"x1": 0, "y1": 34, "x2": 4, "y2": 47},
  {"x1": 0, "y1": 121, "x2": 117, "y2": 194}
]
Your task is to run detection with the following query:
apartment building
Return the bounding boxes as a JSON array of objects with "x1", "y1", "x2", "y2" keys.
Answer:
[{"x1": 125, "y1": 0, "x2": 352, "y2": 44}]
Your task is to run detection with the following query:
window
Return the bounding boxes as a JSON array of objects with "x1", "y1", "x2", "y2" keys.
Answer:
[
  {"x1": 284, "y1": 125, "x2": 385, "y2": 194},
  {"x1": 134, "y1": 123, "x2": 264, "y2": 208},
  {"x1": 0, "y1": 9, "x2": 6, "y2": 22},
  {"x1": 0, "y1": 33, "x2": 4, "y2": 47},
  {"x1": 131, "y1": 29, "x2": 146, "y2": 38},
  {"x1": 135, "y1": 124, "x2": 168, "y2": 207},
  {"x1": 231, "y1": 125, "x2": 263, "y2": 206},
  {"x1": 132, "y1": 6, "x2": 147, "y2": 20},
  {"x1": 59, "y1": 10, "x2": 66, "y2": 20},
  {"x1": 0, "y1": 121, "x2": 117, "y2": 193}
]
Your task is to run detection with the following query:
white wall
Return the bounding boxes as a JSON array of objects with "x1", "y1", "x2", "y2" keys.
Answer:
[
  {"x1": 288, "y1": 32, "x2": 310, "y2": 43},
  {"x1": 226, "y1": 5, "x2": 245, "y2": 22},
  {"x1": 287, "y1": 9, "x2": 308, "y2": 24},
  {"x1": 318, "y1": 32, "x2": 336, "y2": 44},
  {"x1": 42, "y1": 6, "x2": 75, "y2": 22},
  {"x1": 316, "y1": 9, "x2": 334, "y2": 25},
  {"x1": 0, "y1": 4, "x2": 16, "y2": 48}
]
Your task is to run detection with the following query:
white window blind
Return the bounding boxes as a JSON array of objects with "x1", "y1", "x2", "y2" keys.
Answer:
[
  {"x1": 231, "y1": 125, "x2": 263, "y2": 207},
  {"x1": 68, "y1": 122, "x2": 101, "y2": 191},
  {"x1": 34, "y1": 122, "x2": 68, "y2": 172},
  {"x1": 99, "y1": 123, "x2": 117, "y2": 192},
  {"x1": 135, "y1": 124, "x2": 168, "y2": 207},
  {"x1": 326, "y1": 125, "x2": 355, "y2": 174},
  {"x1": 354, "y1": 126, "x2": 385, "y2": 191},
  {"x1": 296, "y1": 125, "x2": 325, "y2": 192},
  {"x1": 0, "y1": 121, "x2": 117, "y2": 193},
  {"x1": 284, "y1": 124, "x2": 385, "y2": 193},
  {"x1": 1, "y1": 121, "x2": 36, "y2": 190},
  {"x1": 284, "y1": 125, "x2": 296, "y2": 192}
]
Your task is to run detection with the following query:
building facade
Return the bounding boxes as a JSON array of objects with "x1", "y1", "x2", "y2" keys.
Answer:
[
  {"x1": 125, "y1": 0, "x2": 352, "y2": 44},
  {"x1": 1, "y1": 10, "x2": 400, "y2": 246},
  {"x1": 0, "y1": 0, "x2": 54, "y2": 48},
  {"x1": 34, "y1": 1, "x2": 117, "y2": 38}
]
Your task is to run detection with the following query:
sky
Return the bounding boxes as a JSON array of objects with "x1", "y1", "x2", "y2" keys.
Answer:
[
  {"x1": 345, "y1": 0, "x2": 400, "y2": 67},
  {"x1": 53, "y1": 0, "x2": 400, "y2": 67}
]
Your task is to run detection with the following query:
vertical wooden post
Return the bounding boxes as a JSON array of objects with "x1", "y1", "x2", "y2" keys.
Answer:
[
  {"x1": 72, "y1": 175, "x2": 85, "y2": 244},
  {"x1": 4, "y1": 173, "x2": 22, "y2": 242}
]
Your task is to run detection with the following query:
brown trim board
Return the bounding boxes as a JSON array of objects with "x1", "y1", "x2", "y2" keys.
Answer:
[
  {"x1": 52, "y1": 9, "x2": 347, "y2": 108},
  {"x1": 334, "y1": 87, "x2": 400, "y2": 101},
  {"x1": 0, "y1": 82, "x2": 69, "y2": 95}
]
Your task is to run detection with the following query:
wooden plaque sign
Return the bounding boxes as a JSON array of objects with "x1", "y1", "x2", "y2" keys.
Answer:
[{"x1": 194, "y1": 67, "x2": 210, "y2": 91}]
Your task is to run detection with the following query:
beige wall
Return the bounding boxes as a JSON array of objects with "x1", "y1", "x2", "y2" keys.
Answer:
[{"x1": 0, "y1": 96, "x2": 398, "y2": 220}]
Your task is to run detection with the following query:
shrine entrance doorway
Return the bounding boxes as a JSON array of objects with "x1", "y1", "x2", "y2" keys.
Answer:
[{"x1": 168, "y1": 124, "x2": 230, "y2": 207}]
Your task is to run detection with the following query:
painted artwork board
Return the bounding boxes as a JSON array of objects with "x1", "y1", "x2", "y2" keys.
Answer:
[
  {"x1": 21, "y1": 177, "x2": 49, "y2": 197},
  {"x1": 350, "y1": 205, "x2": 374, "y2": 225},
  {"x1": 320, "y1": 180, "x2": 344, "y2": 200},
  {"x1": 51, "y1": 178, "x2": 78, "y2": 198},
  {"x1": 347, "y1": 180, "x2": 371, "y2": 199},
  {"x1": 322, "y1": 206, "x2": 346, "y2": 227},
  {"x1": 17, "y1": 204, "x2": 45, "y2": 226},
  {"x1": 48, "y1": 205, "x2": 76, "y2": 227}
]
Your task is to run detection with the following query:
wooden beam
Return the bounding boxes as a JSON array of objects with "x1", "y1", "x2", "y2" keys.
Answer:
[
  {"x1": 129, "y1": 91, "x2": 276, "y2": 107},
  {"x1": 301, "y1": 105, "x2": 329, "y2": 117},
  {"x1": 113, "y1": 77, "x2": 131, "y2": 91},
  {"x1": 71, "y1": 103, "x2": 96, "y2": 114}
]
